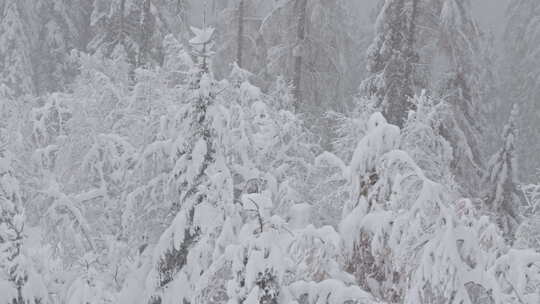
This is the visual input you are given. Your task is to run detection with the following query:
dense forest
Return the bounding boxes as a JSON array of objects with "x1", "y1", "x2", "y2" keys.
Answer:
[{"x1": 0, "y1": 0, "x2": 539, "y2": 303}]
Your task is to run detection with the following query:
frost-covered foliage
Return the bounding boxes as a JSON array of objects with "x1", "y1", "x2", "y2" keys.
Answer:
[
  {"x1": 89, "y1": 0, "x2": 166, "y2": 68},
  {"x1": 482, "y1": 105, "x2": 522, "y2": 240},
  {"x1": 361, "y1": 0, "x2": 419, "y2": 127},
  {"x1": 321, "y1": 110, "x2": 536, "y2": 304},
  {"x1": 139, "y1": 26, "x2": 237, "y2": 304},
  {"x1": 1, "y1": 2, "x2": 540, "y2": 304},
  {"x1": 259, "y1": 0, "x2": 366, "y2": 118},
  {"x1": 65, "y1": 253, "x2": 115, "y2": 304},
  {"x1": 0, "y1": 148, "x2": 48, "y2": 304},
  {"x1": 0, "y1": 0, "x2": 35, "y2": 96},
  {"x1": 515, "y1": 183, "x2": 540, "y2": 251},
  {"x1": 0, "y1": 0, "x2": 89, "y2": 96},
  {"x1": 503, "y1": 0, "x2": 540, "y2": 180},
  {"x1": 212, "y1": 0, "x2": 265, "y2": 80},
  {"x1": 401, "y1": 92, "x2": 454, "y2": 185},
  {"x1": 119, "y1": 26, "x2": 325, "y2": 304},
  {"x1": 435, "y1": 0, "x2": 489, "y2": 195}
]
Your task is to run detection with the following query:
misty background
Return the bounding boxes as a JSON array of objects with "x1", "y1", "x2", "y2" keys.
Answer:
[{"x1": 1, "y1": 1, "x2": 540, "y2": 304}]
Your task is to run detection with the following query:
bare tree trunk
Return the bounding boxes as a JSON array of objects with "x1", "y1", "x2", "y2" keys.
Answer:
[
  {"x1": 118, "y1": 0, "x2": 138, "y2": 87},
  {"x1": 383, "y1": 0, "x2": 417, "y2": 127},
  {"x1": 120, "y1": 0, "x2": 126, "y2": 39},
  {"x1": 138, "y1": 0, "x2": 152, "y2": 67},
  {"x1": 401, "y1": 0, "x2": 418, "y2": 115},
  {"x1": 236, "y1": 0, "x2": 245, "y2": 67},
  {"x1": 404, "y1": 0, "x2": 418, "y2": 92},
  {"x1": 293, "y1": 0, "x2": 308, "y2": 111},
  {"x1": 175, "y1": 0, "x2": 191, "y2": 51}
]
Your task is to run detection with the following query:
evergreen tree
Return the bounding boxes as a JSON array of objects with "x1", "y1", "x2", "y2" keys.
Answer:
[
  {"x1": 436, "y1": 0, "x2": 487, "y2": 195},
  {"x1": 89, "y1": 0, "x2": 166, "y2": 70},
  {"x1": 0, "y1": 0, "x2": 35, "y2": 96},
  {"x1": 333, "y1": 109, "x2": 519, "y2": 304},
  {"x1": 0, "y1": 147, "x2": 48, "y2": 304},
  {"x1": 361, "y1": 0, "x2": 419, "y2": 127},
  {"x1": 260, "y1": 0, "x2": 362, "y2": 115},
  {"x1": 363, "y1": 0, "x2": 494, "y2": 194},
  {"x1": 503, "y1": 0, "x2": 540, "y2": 181},
  {"x1": 482, "y1": 105, "x2": 523, "y2": 241},
  {"x1": 213, "y1": 0, "x2": 266, "y2": 81},
  {"x1": 144, "y1": 26, "x2": 233, "y2": 304},
  {"x1": 33, "y1": 0, "x2": 91, "y2": 94}
]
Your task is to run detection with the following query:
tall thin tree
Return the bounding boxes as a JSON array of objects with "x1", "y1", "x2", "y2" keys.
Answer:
[
  {"x1": 236, "y1": 0, "x2": 245, "y2": 67},
  {"x1": 293, "y1": 0, "x2": 308, "y2": 111}
]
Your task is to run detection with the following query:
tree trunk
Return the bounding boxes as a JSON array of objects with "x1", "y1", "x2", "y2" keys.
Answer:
[
  {"x1": 384, "y1": 0, "x2": 417, "y2": 127},
  {"x1": 293, "y1": 0, "x2": 308, "y2": 111},
  {"x1": 138, "y1": 0, "x2": 152, "y2": 67},
  {"x1": 119, "y1": 0, "x2": 126, "y2": 38},
  {"x1": 236, "y1": 0, "x2": 244, "y2": 67}
]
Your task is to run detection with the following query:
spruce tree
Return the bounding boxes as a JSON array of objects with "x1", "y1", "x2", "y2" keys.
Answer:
[
  {"x1": 260, "y1": 0, "x2": 360, "y2": 115},
  {"x1": 482, "y1": 105, "x2": 522, "y2": 241},
  {"x1": 436, "y1": 0, "x2": 487, "y2": 194},
  {"x1": 146, "y1": 26, "x2": 229, "y2": 304},
  {"x1": 0, "y1": 147, "x2": 47, "y2": 304},
  {"x1": 503, "y1": 0, "x2": 540, "y2": 181},
  {"x1": 89, "y1": 0, "x2": 165, "y2": 69},
  {"x1": 213, "y1": 0, "x2": 265, "y2": 80},
  {"x1": 0, "y1": 0, "x2": 35, "y2": 96},
  {"x1": 361, "y1": 0, "x2": 419, "y2": 127}
]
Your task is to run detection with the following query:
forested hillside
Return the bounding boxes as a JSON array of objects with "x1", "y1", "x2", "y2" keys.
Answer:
[{"x1": 0, "y1": 1, "x2": 539, "y2": 304}]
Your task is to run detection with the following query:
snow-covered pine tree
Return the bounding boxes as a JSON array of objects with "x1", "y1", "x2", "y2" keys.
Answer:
[
  {"x1": 260, "y1": 0, "x2": 361, "y2": 116},
  {"x1": 0, "y1": 0, "x2": 92, "y2": 96},
  {"x1": 221, "y1": 63, "x2": 317, "y2": 219},
  {"x1": 142, "y1": 26, "x2": 239, "y2": 304},
  {"x1": 89, "y1": 0, "x2": 165, "y2": 72},
  {"x1": 331, "y1": 106, "x2": 512, "y2": 304},
  {"x1": 0, "y1": 146, "x2": 48, "y2": 304},
  {"x1": 503, "y1": 0, "x2": 540, "y2": 181},
  {"x1": 152, "y1": 0, "x2": 191, "y2": 48},
  {"x1": 213, "y1": 0, "x2": 265, "y2": 80},
  {"x1": 436, "y1": 0, "x2": 487, "y2": 195},
  {"x1": 116, "y1": 37, "x2": 321, "y2": 304},
  {"x1": 361, "y1": 0, "x2": 419, "y2": 127},
  {"x1": 292, "y1": 0, "x2": 308, "y2": 110},
  {"x1": 0, "y1": 0, "x2": 35, "y2": 96},
  {"x1": 477, "y1": 32, "x2": 503, "y2": 157},
  {"x1": 337, "y1": 112, "x2": 407, "y2": 302},
  {"x1": 32, "y1": 0, "x2": 89, "y2": 94},
  {"x1": 482, "y1": 105, "x2": 523, "y2": 241},
  {"x1": 401, "y1": 91, "x2": 454, "y2": 185}
]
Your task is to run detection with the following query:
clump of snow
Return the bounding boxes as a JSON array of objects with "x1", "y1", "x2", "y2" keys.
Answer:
[{"x1": 350, "y1": 112, "x2": 400, "y2": 177}]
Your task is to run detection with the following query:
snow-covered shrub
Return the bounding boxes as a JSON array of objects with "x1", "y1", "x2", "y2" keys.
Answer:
[
  {"x1": 515, "y1": 183, "x2": 540, "y2": 250},
  {"x1": 333, "y1": 111, "x2": 525, "y2": 304},
  {"x1": 401, "y1": 92, "x2": 454, "y2": 185}
]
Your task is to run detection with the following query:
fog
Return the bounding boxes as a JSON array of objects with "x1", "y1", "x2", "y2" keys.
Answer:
[{"x1": 1, "y1": 1, "x2": 540, "y2": 303}]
